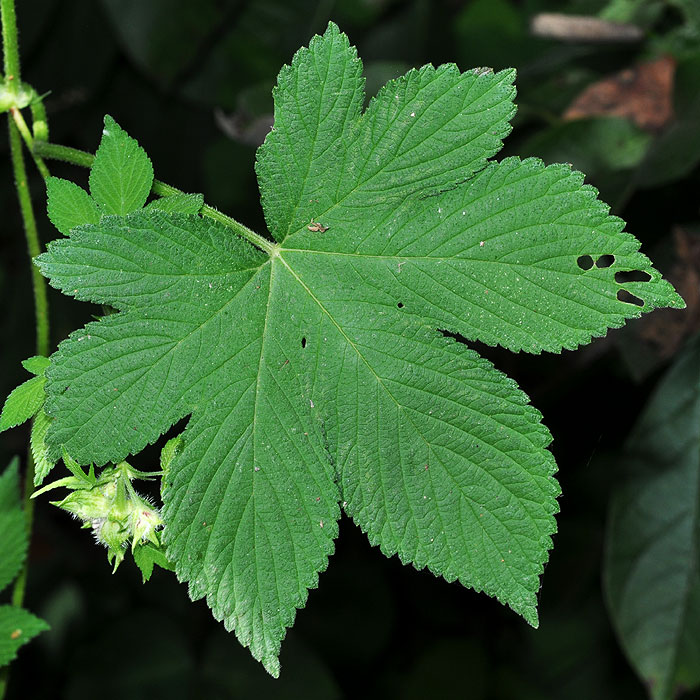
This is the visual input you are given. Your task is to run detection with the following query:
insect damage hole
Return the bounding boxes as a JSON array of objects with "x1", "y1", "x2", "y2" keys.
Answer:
[
  {"x1": 397, "y1": 302, "x2": 404, "y2": 309},
  {"x1": 596, "y1": 254, "x2": 615, "y2": 268},
  {"x1": 577, "y1": 255, "x2": 594, "y2": 270},
  {"x1": 617, "y1": 289, "x2": 644, "y2": 306},
  {"x1": 615, "y1": 270, "x2": 652, "y2": 283},
  {"x1": 301, "y1": 337, "x2": 307, "y2": 349}
]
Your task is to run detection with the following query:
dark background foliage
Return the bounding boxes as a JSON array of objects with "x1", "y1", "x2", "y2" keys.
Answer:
[{"x1": 2, "y1": 0, "x2": 699, "y2": 697}]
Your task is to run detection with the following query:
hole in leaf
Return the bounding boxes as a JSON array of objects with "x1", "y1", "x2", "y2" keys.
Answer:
[
  {"x1": 301, "y1": 337, "x2": 307, "y2": 349},
  {"x1": 577, "y1": 255, "x2": 594, "y2": 270},
  {"x1": 617, "y1": 289, "x2": 644, "y2": 307},
  {"x1": 615, "y1": 270, "x2": 652, "y2": 283},
  {"x1": 596, "y1": 254, "x2": 615, "y2": 268},
  {"x1": 397, "y1": 302, "x2": 404, "y2": 309}
]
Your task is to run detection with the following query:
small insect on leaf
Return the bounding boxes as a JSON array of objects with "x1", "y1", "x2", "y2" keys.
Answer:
[
  {"x1": 307, "y1": 218, "x2": 329, "y2": 233},
  {"x1": 10, "y1": 629, "x2": 21, "y2": 640}
]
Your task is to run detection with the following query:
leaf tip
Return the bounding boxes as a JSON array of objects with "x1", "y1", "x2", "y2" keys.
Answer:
[
  {"x1": 522, "y1": 604, "x2": 540, "y2": 629},
  {"x1": 263, "y1": 655, "x2": 281, "y2": 678},
  {"x1": 323, "y1": 19, "x2": 341, "y2": 36},
  {"x1": 103, "y1": 113, "x2": 118, "y2": 134},
  {"x1": 670, "y1": 290, "x2": 687, "y2": 310},
  {"x1": 497, "y1": 66, "x2": 517, "y2": 84}
]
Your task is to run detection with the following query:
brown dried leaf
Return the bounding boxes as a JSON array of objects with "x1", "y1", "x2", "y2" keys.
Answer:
[{"x1": 564, "y1": 56, "x2": 675, "y2": 132}]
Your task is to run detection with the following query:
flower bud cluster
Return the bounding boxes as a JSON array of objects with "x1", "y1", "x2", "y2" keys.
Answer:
[{"x1": 52, "y1": 463, "x2": 164, "y2": 570}]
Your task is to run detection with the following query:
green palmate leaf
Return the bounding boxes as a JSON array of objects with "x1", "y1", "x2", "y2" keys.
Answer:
[
  {"x1": 89, "y1": 115, "x2": 154, "y2": 216},
  {"x1": 0, "y1": 606, "x2": 50, "y2": 667},
  {"x1": 0, "y1": 459, "x2": 28, "y2": 593},
  {"x1": 604, "y1": 335, "x2": 700, "y2": 700},
  {"x1": 36, "y1": 23, "x2": 683, "y2": 675},
  {"x1": 0, "y1": 375, "x2": 45, "y2": 433},
  {"x1": 46, "y1": 177, "x2": 101, "y2": 235}
]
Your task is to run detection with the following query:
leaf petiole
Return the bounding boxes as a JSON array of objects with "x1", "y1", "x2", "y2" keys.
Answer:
[{"x1": 34, "y1": 141, "x2": 276, "y2": 255}]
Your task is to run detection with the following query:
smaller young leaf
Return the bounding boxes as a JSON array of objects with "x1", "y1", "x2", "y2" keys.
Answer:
[
  {"x1": 31, "y1": 410, "x2": 55, "y2": 486},
  {"x1": 133, "y1": 542, "x2": 174, "y2": 583},
  {"x1": 89, "y1": 115, "x2": 154, "y2": 215},
  {"x1": 145, "y1": 192, "x2": 204, "y2": 215},
  {"x1": 0, "y1": 375, "x2": 45, "y2": 433},
  {"x1": 21, "y1": 355, "x2": 50, "y2": 377},
  {"x1": 0, "y1": 460, "x2": 28, "y2": 593},
  {"x1": 46, "y1": 177, "x2": 101, "y2": 235},
  {"x1": 159, "y1": 435, "x2": 182, "y2": 497},
  {"x1": 160, "y1": 435, "x2": 182, "y2": 473},
  {"x1": 0, "y1": 606, "x2": 49, "y2": 666}
]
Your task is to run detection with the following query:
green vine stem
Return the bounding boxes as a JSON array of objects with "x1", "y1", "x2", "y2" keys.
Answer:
[
  {"x1": 2, "y1": 0, "x2": 48, "y2": 696},
  {"x1": 34, "y1": 141, "x2": 277, "y2": 255},
  {"x1": 1, "y1": 0, "x2": 19, "y2": 91},
  {"x1": 6, "y1": 100, "x2": 45, "y2": 616}
]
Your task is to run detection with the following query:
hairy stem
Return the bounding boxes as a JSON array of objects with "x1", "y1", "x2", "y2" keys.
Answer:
[
  {"x1": 35, "y1": 141, "x2": 93, "y2": 168},
  {"x1": 6, "y1": 120, "x2": 44, "y2": 614},
  {"x1": 30, "y1": 97, "x2": 48, "y2": 142},
  {"x1": 12, "y1": 107, "x2": 50, "y2": 179},
  {"x1": 35, "y1": 141, "x2": 277, "y2": 255},
  {"x1": 9, "y1": 122, "x2": 49, "y2": 356},
  {"x1": 1, "y1": 0, "x2": 19, "y2": 90}
]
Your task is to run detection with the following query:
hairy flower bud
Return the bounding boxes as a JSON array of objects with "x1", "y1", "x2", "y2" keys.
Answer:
[{"x1": 129, "y1": 501, "x2": 164, "y2": 549}]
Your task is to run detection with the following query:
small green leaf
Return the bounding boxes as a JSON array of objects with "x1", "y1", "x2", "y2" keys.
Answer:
[
  {"x1": 145, "y1": 192, "x2": 204, "y2": 214},
  {"x1": 0, "y1": 375, "x2": 45, "y2": 433},
  {"x1": 31, "y1": 409, "x2": 55, "y2": 486},
  {"x1": 0, "y1": 460, "x2": 28, "y2": 594},
  {"x1": 21, "y1": 355, "x2": 50, "y2": 377},
  {"x1": 159, "y1": 435, "x2": 182, "y2": 497},
  {"x1": 89, "y1": 115, "x2": 154, "y2": 215},
  {"x1": 133, "y1": 542, "x2": 174, "y2": 583},
  {"x1": 46, "y1": 177, "x2": 101, "y2": 235},
  {"x1": 0, "y1": 606, "x2": 49, "y2": 666},
  {"x1": 160, "y1": 436, "x2": 182, "y2": 473},
  {"x1": 605, "y1": 335, "x2": 700, "y2": 700}
]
